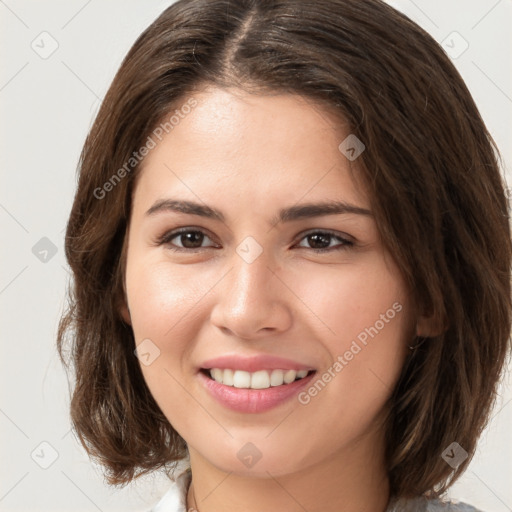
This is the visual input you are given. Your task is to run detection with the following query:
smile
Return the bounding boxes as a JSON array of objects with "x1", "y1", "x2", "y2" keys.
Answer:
[
  {"x1": 198, "y1": 368, "x2": 317, "y2": 414},
  {"x1": 204, "y1": 368, "x2": 313, "y2": 389}
]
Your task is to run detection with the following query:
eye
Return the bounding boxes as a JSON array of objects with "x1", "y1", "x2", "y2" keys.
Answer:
[
  {"x1": 156, "y1": 227, "x2": 218, "y2": 252},
  {"x1": 294, "y1": 230, "x2": 354, "y2": 253},
  {"x1": 156, "y1": 227, "x2": 354, "y2": 254}
]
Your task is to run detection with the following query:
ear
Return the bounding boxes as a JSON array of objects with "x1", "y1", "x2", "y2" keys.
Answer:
[
  {"x1": 119, "y1": 300, "x2": 132, "y2": 326},
  {"x1": 117, "y1": 236, "x2": 132, "y2": 326},
  {"x1": 415, "y1": 310, "x2": 446, "y2": 338},
  {"x1": 117, "y1": 285, "x2": 132, "y2": 326}
]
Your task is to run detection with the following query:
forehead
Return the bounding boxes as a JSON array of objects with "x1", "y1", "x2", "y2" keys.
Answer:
[{"x1": 133, "y1": 86, "x2": 369, "y2": 214}]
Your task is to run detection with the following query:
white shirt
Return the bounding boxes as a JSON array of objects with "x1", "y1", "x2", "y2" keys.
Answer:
[{"x1": 149, "y1": 466, "x2": 483, "y2": 512}]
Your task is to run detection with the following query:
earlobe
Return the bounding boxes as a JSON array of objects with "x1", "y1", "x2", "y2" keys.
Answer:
[
  {"x1": 415, "y1": 311, "x2": 446, "y2": 338},
  {"x1": 120, "y1": 303, "x2": 132, "y2": 325},
  {"x1": 117, "y1": 232, "x2": 131, "y2": 325},
  {"x1": 408, "y1": 307, "x2": 447, "y2": 350},
  {"x1": 118, "y1": 294, "x2": 132, "y2": 326}
]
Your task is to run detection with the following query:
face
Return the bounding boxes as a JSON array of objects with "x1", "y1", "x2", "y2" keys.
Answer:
[{"x1": 122, "y1": 86, "x2": 420, "y2": 478}]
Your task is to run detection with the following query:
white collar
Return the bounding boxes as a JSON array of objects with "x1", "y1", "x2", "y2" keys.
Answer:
[{"x1": 151, "y1": 467, "x2": 191, "y2": 512}]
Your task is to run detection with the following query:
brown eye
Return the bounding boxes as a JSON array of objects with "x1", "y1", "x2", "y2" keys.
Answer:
[
  {"x1": 175, "y1": 230, "x2": 206, "y2": 248},
  {"x1": 295, "y1": 230, "x2": 353, "y2": 253},
  {"x1": 158, "y1": 228, "x2": 218, "y2": 252}
]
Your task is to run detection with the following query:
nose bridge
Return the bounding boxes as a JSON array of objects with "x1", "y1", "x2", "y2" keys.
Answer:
[
  {"x1": 210, "y1": 237, "x2": 291, "y2": 337},
  {"x1": 226, "y1": 240, "x2": 276, "y2": 309}
]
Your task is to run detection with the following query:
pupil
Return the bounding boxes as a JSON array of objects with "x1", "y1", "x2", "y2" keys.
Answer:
[
  {"x1": 309, "y1": 233, "x2": 330, "y2": 249},
  {"x1": 182, "y1": 231, "x2": 203, "y2": 248}
]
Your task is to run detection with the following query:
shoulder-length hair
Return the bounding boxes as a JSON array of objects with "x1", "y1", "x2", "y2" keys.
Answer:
[{"x1": 57, "y1": 0, "x2": 512, "y2": 498}]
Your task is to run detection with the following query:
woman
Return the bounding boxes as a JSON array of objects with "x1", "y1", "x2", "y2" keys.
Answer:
[{"x1": 57, "y1": 1, "x2": 512, "y2": 511}]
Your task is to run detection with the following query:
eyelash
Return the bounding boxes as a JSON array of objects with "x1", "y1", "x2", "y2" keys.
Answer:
[{"x1": 155, "y1": 227, "x2": 354, "y2": 254}]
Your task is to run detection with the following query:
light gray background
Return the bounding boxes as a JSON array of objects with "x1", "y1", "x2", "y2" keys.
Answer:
[{"x1": 1, "y1": 1, "x2": 511, "y2": 511}]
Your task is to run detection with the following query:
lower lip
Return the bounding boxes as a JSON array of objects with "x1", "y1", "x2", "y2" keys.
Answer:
[{"x1": 197, "y1": 370, "x2": 316, "y2": 413}]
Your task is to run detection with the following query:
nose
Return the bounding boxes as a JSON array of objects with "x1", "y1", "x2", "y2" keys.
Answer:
[{"x1": 209, "y1": 246, "x2": 293, "y2": 340}]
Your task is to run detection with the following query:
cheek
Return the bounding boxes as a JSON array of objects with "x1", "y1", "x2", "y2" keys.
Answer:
[
  {"x1": 125, "y1": 256, "x2": 210, "y2": 342},
  {"x1": 291, "y1": 257, "x2": 411, "y2": 413},
  {"x1": 124, "y1": 257, "x2": 209, "y2": 436},
  {"x1": 292, "y1": 255, "x2": 410, "y2": 348}
]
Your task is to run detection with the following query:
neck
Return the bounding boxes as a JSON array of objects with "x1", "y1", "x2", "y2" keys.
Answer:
[{"x1": 186, "y1": 427, "x2": 390, "y2": 512}]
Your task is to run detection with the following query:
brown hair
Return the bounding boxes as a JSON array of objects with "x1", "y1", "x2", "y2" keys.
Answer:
[{"x1": 57, "y1": 0, "x2": 512, "y2": 498}]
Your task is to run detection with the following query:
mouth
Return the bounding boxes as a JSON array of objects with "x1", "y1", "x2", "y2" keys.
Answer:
[
  {"x1": 200, "y1": 367, "x2": 316, "y2": 389},
  {"x1": 198, "y1": 366, "x2": 318, "y2": 413}
]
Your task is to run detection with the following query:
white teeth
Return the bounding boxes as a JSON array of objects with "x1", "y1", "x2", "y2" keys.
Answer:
[
  {"x1": 208, "y1": 368, "x2": 311, "y2": 389},
  {"x1": 250, "y1": 370, "x2": 270, "y2": 389},
  {"x1": 222, "y1": 368, "x2": 234, "y2": 386},
  {"x1": 270, "y1": 369, "x2": 285, "y2": 386},
  {"x1": 211, "y1": 368, "x2": 223, "y2": 382},
  {"x1": 233, "y1": 370, "x2": 251, "y2": 388},
  {"x1": 283, "y1": 369, "x2": 296, "y2": 384}
]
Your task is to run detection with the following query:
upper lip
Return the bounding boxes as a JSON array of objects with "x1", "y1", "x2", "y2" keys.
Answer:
[{"x1": 199, "y1": 354, "x2": 316, "y2": 373}]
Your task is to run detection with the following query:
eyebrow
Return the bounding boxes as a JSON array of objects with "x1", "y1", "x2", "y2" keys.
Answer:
[{"x1": 145, "y1": 199, "x2": 372, "y2": 224}]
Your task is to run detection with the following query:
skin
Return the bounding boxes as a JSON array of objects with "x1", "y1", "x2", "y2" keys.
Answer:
[{"x1": 120, "y1": 86, "x2": 438, "y2": 512}]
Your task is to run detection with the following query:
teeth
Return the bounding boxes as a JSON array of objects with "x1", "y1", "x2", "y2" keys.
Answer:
[
  {"x1": 222, "y1": 368, "x2": 234, "y2": 386},
  {"x1": 208, "y1": 368, "x2": 311, "y2": 389},
  {"x1": 249, "y1": 370, "x2": 270, "y2": 389},
  {"x1": 270, "y1": 369, "x2": 285, "y2": 386},
  {"x1": 283, "y1": 369, "x2": 296, "y2": 384}
]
